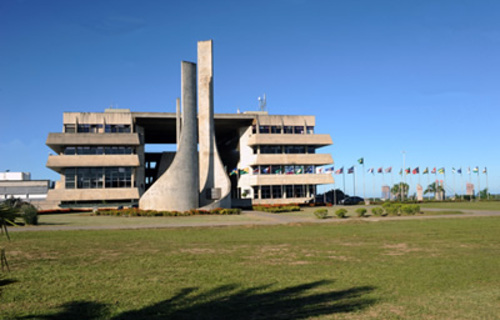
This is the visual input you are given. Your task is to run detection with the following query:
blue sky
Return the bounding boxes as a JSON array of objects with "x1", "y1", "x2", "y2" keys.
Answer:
[{"x1": 1, "y1": 0, "x2": 499, "y2": 197}]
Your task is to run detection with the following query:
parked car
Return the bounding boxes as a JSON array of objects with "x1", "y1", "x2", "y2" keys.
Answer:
[{"x1": 340, "y1": 196, "x2": 364, "y2": 205}]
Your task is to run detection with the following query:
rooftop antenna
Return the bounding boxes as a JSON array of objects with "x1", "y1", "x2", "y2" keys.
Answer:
[{"x1": 258, "y1": 93, "x2": 267, "y2": 112}]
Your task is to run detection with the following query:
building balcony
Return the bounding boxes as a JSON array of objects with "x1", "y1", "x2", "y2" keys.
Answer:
[
  {"x1": 46, "y1": 188, "x2": 139, "y2": 202},
  {"x1": 46, "y1": 133, "x2": 140, "y2": 153},
  {"x1": 46, "y1": 155, "x2": 140, "y2": 173},
  {"x1": 249, "y1": 154, "x2": 333, "y2": 166},
  {"x1": 244, "y1": 173, "x2": 334, "y2": 186},
  {"x1": 247, "y1": 134, "x2": 332, "y2": 147}
]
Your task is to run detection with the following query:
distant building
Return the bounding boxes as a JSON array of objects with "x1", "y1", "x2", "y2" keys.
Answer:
[
  {"x1": 0, "y1": 172, "x2": 51, "y2": 203},
  {"x1": 381, "y1": 185, "x2": 390, "y2": 200}
]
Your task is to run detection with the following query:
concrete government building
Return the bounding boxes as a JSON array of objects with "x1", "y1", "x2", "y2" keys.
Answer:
[{"x1": 44, "y1": 40, "x2": 334, "y2": 210}]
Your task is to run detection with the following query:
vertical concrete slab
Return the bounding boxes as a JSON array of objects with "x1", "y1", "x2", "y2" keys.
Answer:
[
  {"x1": 139, "y1": 61, "x2": 199, "y2": 211},
  {"x1": 175, "y1": 97, "x2": 181, "y2": 150},
  {"x1": 197, "y1": 40, "x2": 231, "y2": 209}
]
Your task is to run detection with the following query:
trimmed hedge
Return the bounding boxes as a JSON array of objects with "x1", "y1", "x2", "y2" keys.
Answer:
[
  {"x1": 313, "y1": 209, "x2": 328, "y2": 219},
  {"x1": 355, "y1": 208, "x2": 367, "y2": 217},
  {"x1": 252, "y1": 205, "x2": 301, "y2": 213},
  {"x1": 94, "y1": 207, "x2": 241, "y2": 217},
  {"x1": 335, "y1": 208, "x2": 348, "y2": 219}
]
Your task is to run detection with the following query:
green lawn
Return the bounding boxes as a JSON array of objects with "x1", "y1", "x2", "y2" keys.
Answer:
[
  {"x1": 1, "y1": 217, "x2": 499, "y2": 319},
  {"x1": 418, "y1": 201, "x2": 500, "y2": 211}
]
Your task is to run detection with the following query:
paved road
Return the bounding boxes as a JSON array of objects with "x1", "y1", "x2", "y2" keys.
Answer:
[{"x1": 8, "y1": 208, "x2": 500, "y2": 233}]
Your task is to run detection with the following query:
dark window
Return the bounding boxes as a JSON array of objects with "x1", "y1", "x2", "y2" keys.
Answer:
[
  {"x1": 294, "y1": 126, "x2": 304, "y2": 134},
  {"x1": 260, "y1": 145, "x2": 281, "y2": 154},
  {"x1": 285, "y1": 185, "x2": 294, "y2": 198},
  {"x1": 271, "y1": 165, "x2": 282, "y2": 174},
  {"x1": 271, "y1": 126, "x2": 282, "y2": 134},
  {"x1": 295, "y1": 165, "x2": 304, "y2": 174},
  {"x1": 307, "y1": 146, "x2": 316, "y2": 154},
  {"x1": 284, "y1": 126, "x2": 293, "y2": 134},
  {"x1": 252, "y1": 125, "x2": 257, "y2": 134},
  {"x1": 272, "y1": 186, "x2": 282, "y2": 199},
  {"x1": 65, "y1": 168, "x2": 76, "y2": 189},
  {"x1": 305, "y1": 165, "x2": 314, "y2": 174},
  {"x1": 308, "y1": 185, "x2": 316, "y2": 197},
  {"x1": 306, "y1": 126, "x2": 314, "y2": 134},
  {"x1": 261, "y1": 186, "x2": 271, "y2": 199},
  {"x1": 64, "y1": 147, "x2": 76, "y2": 155},
  {"x1": 105, "y1": 167, "x2": 132, "y2": 188},
  {"x1": 259, "y1": 125, "x2": 270, "y2": 134},
  {"x1": 294, "y1": 185, "x2": 305, "y2": 198},
  {"x1": 253, "y1": 186, "x2": 259, "y2": 199},
  {"x1": 284, "y1": 146, "x2": 305, "y2": 154},
  {"x1": 261, "y1": 166, "x2": 271, "y2": 175},
  {"x1": 285, "y1": 166, "x2": 295, "y2": 175}
]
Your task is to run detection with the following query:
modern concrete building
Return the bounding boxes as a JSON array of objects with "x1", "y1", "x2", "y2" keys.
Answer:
[
  {"x1": 0, "y1": 172, "x2": 51, "y2": 204},
  {"x1": 44, "y1": 40, "x2": 334, "y2": 210}
]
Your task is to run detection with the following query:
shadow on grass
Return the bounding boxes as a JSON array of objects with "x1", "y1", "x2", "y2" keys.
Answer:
[
  {"x1": 0, "y1": 278, "x2": 18, "y2": 297},
  {"x1": 18, "y1": 280, "x2": 377, "y2": 320}
]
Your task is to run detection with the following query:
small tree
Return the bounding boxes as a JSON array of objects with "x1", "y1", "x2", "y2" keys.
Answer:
[{"x1": 424, "y1": 182, "x2": 444, "y2": 200}]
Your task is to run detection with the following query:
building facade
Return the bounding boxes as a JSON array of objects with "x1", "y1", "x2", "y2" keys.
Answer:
[
  {"x1": 44, "y1": 40, "x2": 334, "y2": 210},
  {"x1": 45, "y1": 110, "x2": 333, "y2": 208},
  {"x1": 0, "y1": 172, "x2": 51, "y2": 203}
]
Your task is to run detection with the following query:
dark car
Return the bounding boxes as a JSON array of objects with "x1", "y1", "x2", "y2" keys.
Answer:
[{"x1": 340, "y1": 196, "x2": 364, "y2": 205}]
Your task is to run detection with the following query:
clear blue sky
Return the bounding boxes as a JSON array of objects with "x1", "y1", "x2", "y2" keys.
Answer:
[{"x1": 1, "y1": 0, "x2": 499, "y2": 197}]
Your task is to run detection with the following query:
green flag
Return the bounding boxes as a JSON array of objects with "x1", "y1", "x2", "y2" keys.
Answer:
[{"x1": 358, "y1": 157, "x2": 364, "y2": 165}]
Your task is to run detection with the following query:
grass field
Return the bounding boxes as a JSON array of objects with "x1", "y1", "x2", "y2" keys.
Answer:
[
  {"x1": 1, "y1": 217, "x2": 499, "y2": 319},
  {"x1": 418, "y1": 201, "x2": 500, "y2": 211}
]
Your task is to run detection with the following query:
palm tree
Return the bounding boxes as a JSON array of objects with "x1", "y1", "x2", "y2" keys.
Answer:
[
  {"x1": 391, "y1": 183, "x2": 409, "y2": 200},
  {"x1": 424, "y1": 182, "x2": 444, "y2": 200}
]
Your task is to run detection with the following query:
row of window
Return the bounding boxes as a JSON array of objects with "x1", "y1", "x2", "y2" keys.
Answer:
[
  {"x1": 252, "y1": 165, "x2": 316, "y2": 175},
  {"x1": 252, "y1": 125, "x2": 314, "y2": 135},
  {"x1": 255, "y1": 145, "x2": 316, "y2": 154},
  {"x1": 65, "y1": 167, "x2": 132, "y2": 189},
  {"x1": 64, "y1": 124, "x2": 132, "y2": 133},
  {"x1": 63, "y1": 146, "x2": 134, "y2": 155},
  {"x1": 252, "y1": 184, "x2": 316, "y2": 199}
]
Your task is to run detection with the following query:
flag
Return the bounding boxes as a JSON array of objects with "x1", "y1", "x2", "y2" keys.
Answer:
[
  {"x1": 423, "y1": 167, "x2": 429, "y2": 174},
  {"x1": 358, "y1": 158, "x2": 364, "y2": 165},
  {"x1": 324, "y1": 166, "x2": 334, "y2": 173},
  {"x1": 305, "y1": 166, "x2": 314, "y2": 174},
  {"x1": 438, "y1": 167, "x2": 445, "y2": 174},
  {"x1": 405, "y1": 167, "x2": 411, "y2": 174},
  {"x1": 368, "y1": 168, "x2": 374, "y2": 174},
  {"x1": 473, "y1": 167, "x2": 479, "y2": 174},
  {"x1": 252, "y1": 167, "x2": 259, "y2": 174},
  {"x1": 285, "y1": 166, "x2": 295, "y2": 174},
  {"x1": 483, "y1": 167, "x2": 487, "y2": 174},
  {"x1": 229, "y1": 168, "x2": 238, "y2": 176},
  {"x1": 399, "y1": 169, "x2": 402, "y2": 175},
  {"x1": 457, "y1": 168, "x2": 462, "y2": 174},
  {"x1": 275, "y1": 167, "x2": 282, "y2": 174},
  {"x1": 348, "y1": 166, "x2": 354, "y2": 174},
  {"x1": 467, "y1": 167, "x2": 471, "y2": 174},
  {"x1": 431, "y1": 167, "x2": 437, "y2": 174},
  {"x1": 295, "y1": 167, "x2": 303, "y2": 174},
  {"x1": 412, "y1": 167, "x2": 419, "y2": 174},
  {"x1": 316, "y1": 167, "x2": 323, "y2": 174},
  {"x1": 385, "y1": 167, "x2": 392, "y2": 173},
  {"x1": 239, "y1": 167, "x2": 249, "y2": 175},
  {"x1": 335, "y1": 167, "x2": 344, "y2": 174},
  {"x1": 452, "y1": 167, "x2": 456, "y2": 174},
  {"x1": 262, "y1": 166, "x2": 270, "y2": 174},
  {"x1": 377, "y1": 167, "x2": 383, "y2": 173}
]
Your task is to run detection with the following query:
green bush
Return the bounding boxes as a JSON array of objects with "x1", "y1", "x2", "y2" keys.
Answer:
[
  {"x1": 335, "y1": 208, "x2": 347, "y2": 219},
  {"x1": 355, "y1": 208, "x2": 367, "y2": 217},
  {"x1": 95, "y1": 207, "x2": 241, "y2": 217},
  {"x1": 313, "y1": 209, "x2": 328, "y2": 219},
  {"x1": 371, "y1": 207, "x2": 384, "y2": 216},
  {"x1": 401, "y1": 204, "x2": 421, "y2": 215},
  {"x1": 253, "y1": 205, "x2": 300, "y2": 213},
  {"x1": 19, "y1": 203, "x2": 38, "y2": 225},
  {"x1": 384, "y1": 203, "x2": 401, "y2": 216}
]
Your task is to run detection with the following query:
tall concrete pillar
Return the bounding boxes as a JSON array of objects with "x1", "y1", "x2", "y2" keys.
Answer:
[
  {"x1": 198, "y1": 40, "x2": 231, "y2": 209},
  {"x1": 139, "y1": 61, "x2": 199, "y2": 211},
  {"x1": 176, "y1": 97, "x2": 181, "y2": 150}
]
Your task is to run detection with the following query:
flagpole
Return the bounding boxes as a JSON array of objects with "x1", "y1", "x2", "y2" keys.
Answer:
[
  {"x1": 452, "y1": 170, "x2": 456, "y2": 199},
  {"x1": 372, "y1": 172, "x2": 375, "y2": 202},
  {"x1": 460, "y1": 170, "x2": 464, "y2": 201},
  {"x1": 343, "y1": 169, "x2": 346, "y2": 197},
  {"x1": 477, "y1": 169, "x2": 481, "y2": 201},
  {"x1": 362, "y1": 163, "x2": 365, "y2": 200},
  {"x1": 353, "y1": 167, "x2": 356, "y2": 197},
  {"x1": 485, "y1": 169, "x2": 489, "y2": 200},
  {"x1": 333, "y1": 177, "x2": 336, "y2": 205},
  {"x1": 402, "y1": 151, "x2": 406, "y2": 201},
  {"x1": 390, "y1": 170, "x2": 394, "y2": 201}
]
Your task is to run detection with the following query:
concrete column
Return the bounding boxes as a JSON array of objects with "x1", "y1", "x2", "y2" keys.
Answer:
[
  {"x1": 139, "y1": 61, "x2": 199, "y2": 211},
  {"x1": 198, "y1": 40, "x2": 231, "y2": 209},
  {"x1": 176, "y1": 98, "x2": 181, "y2": 150}
]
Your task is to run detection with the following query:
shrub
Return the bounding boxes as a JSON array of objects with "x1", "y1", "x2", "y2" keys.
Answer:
[
  {"x1": 253, "y1": 205, "x2": 300, "y2": 213},
  {"x1": 355, "y1": 208, "x2": 367, "y2": 217},
  {"x1": 371, "y1": 207, "x2": 384, "y2": 216},
  {"x1": 384, "y1": 203, "x2": 401, "y2": 216},
  {"x1": 19, "y1": 203, "x2": 38, "y2": 225},
  {"x1": 335, "y1": 208, "x2": 347, "y2": 219},
  {"x1": 401, "y1": 204, "x2": 421, "y2": 215},
  {"x1": 313, "y1": 209, "x2": 328, "y2": 219}
]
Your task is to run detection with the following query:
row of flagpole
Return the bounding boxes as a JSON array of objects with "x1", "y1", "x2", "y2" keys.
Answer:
[{"x1": 320, "y1": 159, "x2": 489, "y2": 200}]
